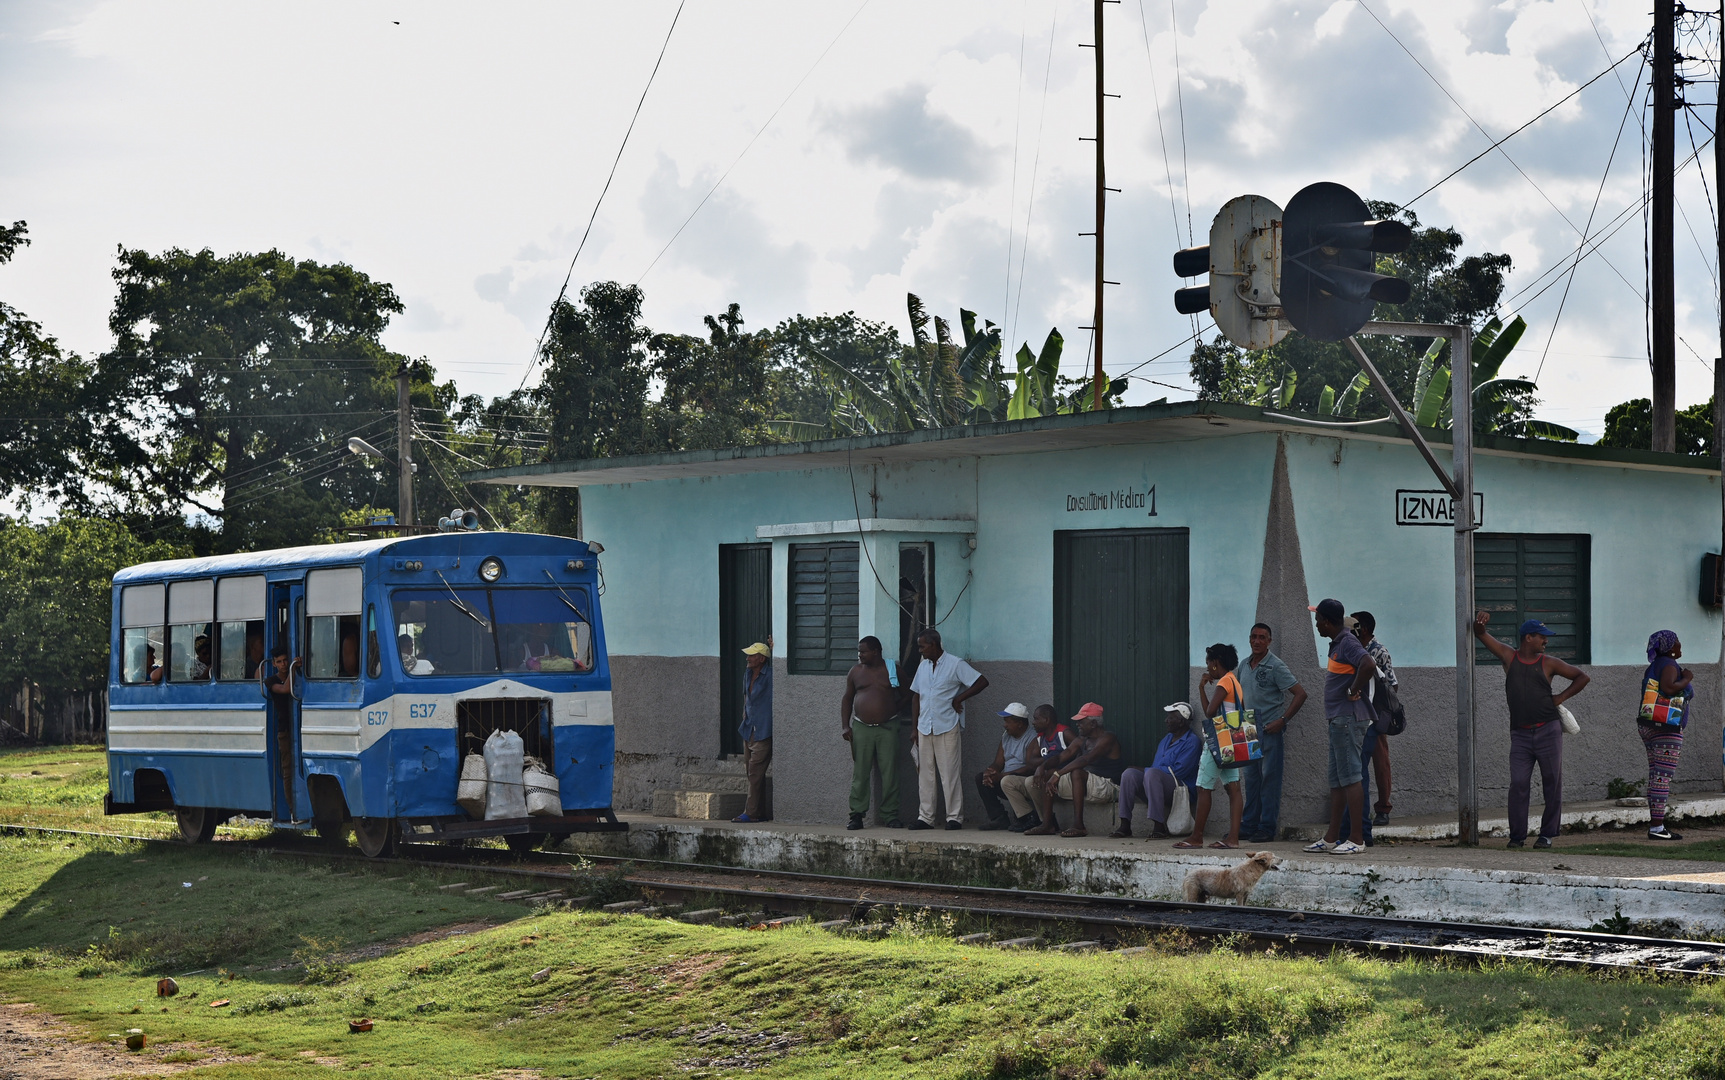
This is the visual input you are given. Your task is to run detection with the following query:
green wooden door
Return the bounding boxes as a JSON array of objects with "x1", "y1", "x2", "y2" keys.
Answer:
[
  {"x1": 718, "y1": 543, "x2": 772, "y2": 757},
  {"x1": 1054, "y1": 529, "x2": 1190, "y2": 766}
]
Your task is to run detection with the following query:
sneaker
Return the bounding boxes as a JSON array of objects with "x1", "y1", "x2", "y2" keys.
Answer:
[
  {"x1": 1302, "y1": 839, "x2": 1334, "y2": 853},
  {"x1": 885, "y1": 819, "x2": 905, "y2": 829},
  {"x1": 732, "y1": 813, "x2": 765, "y2": 823},
  {"x1": 1506, "y1": 839, "x2": 1525, "y2": 848},
  {"x1": 907, "y1": 820, "x2": 934, "y2": 831},
  {"x1": 846, "y1": 813, "x2": 865, "y2": 831},
  {"x1": 945, "y1": 820, "x2": 963, "y2": 831},
  {"x1": 1006, "y1": 818, "x2": 1031, "y2": 833},
  {"x1": 1372, "y1": 812, "x2": 1390, "y2": 827},
  {"x1": 1649, "y1": 826, "x2": 1684, "y2": 841},
  {"x1": 978, "y1": 817, "x2": 1010, "y2": 832},
  {"x1": 1533, "y1": 835, "x2": 1554, "y2": 849},
  {"x1": 1330, "y1": 840, "x2": 1364, "y2": 854},
  {"x1": 1246, "y1": 833, "x2": 1275, "y2": 845}
]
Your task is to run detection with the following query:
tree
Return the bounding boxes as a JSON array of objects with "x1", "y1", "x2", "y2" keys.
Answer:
[
  {"x1": 0, "y1": 517, "x2": 185, "y2": 702},
  {"x1": 96, "y1": 246, "x2": 434, "y2": 551},
  {"x1": 0, "y1": 222, "x2": 100, "y2": 508},
  {"x1": 1600, "y1": 397, "x2": 1715, "y2": 456},
  {"x1": 653, "y1": 303, "x2": 777, "y2": 450}
]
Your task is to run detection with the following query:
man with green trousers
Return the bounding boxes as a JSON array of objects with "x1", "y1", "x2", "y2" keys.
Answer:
[{"x1": 841, "y1": 636, "x2": 904, "y2": 829}]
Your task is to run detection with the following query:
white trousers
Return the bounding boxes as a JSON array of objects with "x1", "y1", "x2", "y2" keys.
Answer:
[{"x1": 917, "y1": 727, "x2": 964, "y2": 824}]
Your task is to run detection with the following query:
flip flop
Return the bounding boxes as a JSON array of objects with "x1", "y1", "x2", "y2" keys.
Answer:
[
  {"x1": 1208, "y1": 841, "x2": 1239, "y2": 849},
  {"x1": 1172, "y1": 841, "x2": 1203, "y2": 849}
]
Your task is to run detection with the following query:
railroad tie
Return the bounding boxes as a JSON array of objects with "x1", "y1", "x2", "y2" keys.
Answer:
[
  {"x1": 994, "y1": 936, "x2": 1043, "y2": 950},
  {"x1": 1113, "y1": 946, "x2": 1150, "y2": 958},
  {"x1": 816, "y1": 919, "x2": 851, "y2": 931},
  {"x1": 602, "y1": 900, "x2": 646, "y2": 913},
  {"x1": 465, "y1": 886, "x2": 501, "y2": 896},
  {"x1": 955, "y1": 932, "x2": 993, "y2": 945},
  {"x1": 1053, "y1": 941, "x2": 1100, "y2": 953},
  {"x1": 436, "y1": 883, "x2": 471, "y2": 891},
  {"x1": 680, "y1": 909, "x2": 725, "y2": 924},
  {"x1": 495, "y1": 889, "x2": 537, "y2": 901},
  {"x1": 522, "y1": 891, "x2": 566, "y2": 903},
  {"x1": 761, "y1": 916, "x2": 806, "y2": 929}
]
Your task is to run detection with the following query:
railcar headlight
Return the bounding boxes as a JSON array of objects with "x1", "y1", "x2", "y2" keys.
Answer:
[{"x1": 479, "y1": 557, "x2": 504, "y2": 583}]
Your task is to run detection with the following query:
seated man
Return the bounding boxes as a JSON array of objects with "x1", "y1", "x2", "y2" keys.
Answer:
[
  {"x1": 398, "y1": 633, "x2": 434, "y2": 675},
  {"x1": 1026, "y1": 702, "x2": 1125, "y2": 838},
  {"x1": 1000, "y1": 705, "x2": 1071, "y2": 832},
  {"x1": 245, "y1": 628, "x2": 266, "y2": 679},
  {"x1": 338, "y1": 630, "x2": 361, "y2": 678},
  {"x1": 190, "y1": 635, "x2": 212, "y2": 681},
  {"x1": 1111, "y1": 703, "x2": 1201, "y2": 838},
  {"x1": 145, "y1": 643, "x2": 164, "y2": 684},
  {"x1": 975, "y1": 703, "x2": 1041, "y2": 830}
]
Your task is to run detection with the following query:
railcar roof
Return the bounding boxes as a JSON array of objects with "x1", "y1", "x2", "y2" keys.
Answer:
[{"x1": 113, "y1": 532, "x2": 585, "y2": 583}]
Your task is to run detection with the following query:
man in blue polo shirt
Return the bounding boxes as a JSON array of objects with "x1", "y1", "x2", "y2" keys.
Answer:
[
  {"x1": 907, "y1": 629, "x2": 989, "y2": 830},
  {"x1": 1238, "y1": 622, "x2": 1307, "y2": 844}
]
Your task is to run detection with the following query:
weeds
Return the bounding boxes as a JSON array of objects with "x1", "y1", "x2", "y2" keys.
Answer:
[
  {"x1": 1607, "y1": 777, "x2": 1646, "y2": 800},
  {"x1": 293, "y1": 936, "x2": 350, "y2": 985}
]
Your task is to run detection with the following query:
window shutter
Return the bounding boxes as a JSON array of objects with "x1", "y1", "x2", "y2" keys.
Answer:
[
  {"x1": 1474, "y1": 534, "x2": 1590, "y2": 663},
  {"x1": 789, "y1": 542, "x2": 859, "y2": 675}
]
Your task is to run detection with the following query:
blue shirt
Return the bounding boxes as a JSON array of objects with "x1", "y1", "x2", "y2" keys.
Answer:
[
  {"x1": 1149, "y1": 730, "x2": 1201, "y2": 788},
  {"x1": 740, "y1": 663, "x2": 773, "y2": 741},
  {"x1": 909, "y1": 651, "x2": 982, "y2": 736},
  {"x1": 1240, "y1": 650, "x2": 1300, "y2": 727},
  {"x1": 999, "y1": 726, "x2": 1039, "y2": 773}
]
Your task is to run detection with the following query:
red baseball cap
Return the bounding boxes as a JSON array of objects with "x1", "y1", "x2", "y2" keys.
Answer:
[{"x1": 1071, "y1": 702, "x2": 1104, "y2": 720}]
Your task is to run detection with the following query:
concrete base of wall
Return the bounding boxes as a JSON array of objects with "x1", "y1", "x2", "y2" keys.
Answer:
[{"x1": 563, "y1": 816, "x2": 1725, "y2": 934}]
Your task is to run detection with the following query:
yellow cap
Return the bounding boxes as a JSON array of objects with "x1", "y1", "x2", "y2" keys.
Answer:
[{"x1": 741, "y1": 642, "x2": 770, "y2": 656}]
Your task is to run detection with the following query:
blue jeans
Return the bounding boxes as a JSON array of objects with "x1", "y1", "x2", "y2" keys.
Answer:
[
  {"x1": 1240, "y1": 729, "x2": 1285, "y2": 839},
  {"x1": 1339, "y1": 730, "x2": 1377, "y2": 844}
]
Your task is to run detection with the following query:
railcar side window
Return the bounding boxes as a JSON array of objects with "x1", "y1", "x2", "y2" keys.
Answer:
[
  {"x1": 392, "y1": 589, "x2": 499, "y2": 676},
  {"x1": 216, "y1": 575, "x2": 267, "y2": 680},
  {"x1": 119, "y1": 583, "x2": 166, "y2": 686},
  {"x1": 492, "y1": 588, "x2": 594, "y2": 673},
  {"x1": 305, "y1": 567, "x2": 364, "y2": 680},
  {"x1": 168, "y1": 623, "x2": 214, "y2": 682}
]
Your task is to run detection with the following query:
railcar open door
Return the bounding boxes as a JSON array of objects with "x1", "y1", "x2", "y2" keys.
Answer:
[{"x1": 266, "y1": 580, "x2": 310, "y2": 822}]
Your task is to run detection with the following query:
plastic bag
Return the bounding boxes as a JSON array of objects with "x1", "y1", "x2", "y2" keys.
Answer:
[
  {"x1": 1166, "y1": 772, "x2": 1195, "y2": 835},
  {"x1": 1558, "y1": 704, "x2": 1580, "y2": 735},
  {"x1": 524, "y1": 754, "x2": 561, "y2": 817},
  {"x1": 456, "y1": 753, "x2": 488, "y2": 818},
  {"x1": 483, "y1": 729, "x2": 527, "y2": 820}
]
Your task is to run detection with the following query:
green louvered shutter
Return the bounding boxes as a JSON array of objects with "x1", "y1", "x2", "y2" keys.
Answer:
[
  {"x1": 1474, "y1": 534, "x2": 1591, "y2": 663},
  {"x1": 789, "y1": 542, "x2": 859, "y2": 675}
]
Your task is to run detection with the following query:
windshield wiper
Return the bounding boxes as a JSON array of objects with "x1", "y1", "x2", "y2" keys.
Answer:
[
  {"x1": 543, "y1": 570, "x2": 590, "y2": 623},
  {"x1": 435, "y1": 571, "x2": 492, "y2": 631}
]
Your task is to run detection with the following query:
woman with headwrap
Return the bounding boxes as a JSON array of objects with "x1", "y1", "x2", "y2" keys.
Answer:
[{"x1": 1639, "y1": 630, "x2": 1693, "y2": 841}]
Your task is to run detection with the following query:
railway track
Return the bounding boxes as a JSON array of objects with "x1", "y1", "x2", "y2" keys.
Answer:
[{"x1": 7, "y1": 822, "x2": 1725, "y2": 977}]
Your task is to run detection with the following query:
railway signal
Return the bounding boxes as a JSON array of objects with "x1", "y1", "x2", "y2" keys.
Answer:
[{"x1": 1171, "y1": 181, "x2": 1412, "y2": 347}]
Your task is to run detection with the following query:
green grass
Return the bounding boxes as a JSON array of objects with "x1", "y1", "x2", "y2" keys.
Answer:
[
  {"x1": 1560, "y1": 835, "x2": 1725, "y2": 862},
  {"x1": 7, "y1": 834, "x2": 1725, "y2": 1077},
  {"x1": 0, "y1": 743, "x2": 276, "y2": 839}
]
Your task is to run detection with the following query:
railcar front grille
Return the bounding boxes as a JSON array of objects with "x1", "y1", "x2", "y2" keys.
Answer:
[{"x1": 458, "y1": 697, "x2": 553, "y2": 764}]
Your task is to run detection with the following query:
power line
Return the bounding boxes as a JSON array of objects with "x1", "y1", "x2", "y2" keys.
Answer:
[
  {"x1": 519, "y1": 0, "x2": 687, "y2": 394},
  {"x1": 1138, "y1": 0, "x2": 1185, "y2": 270},
  {"x1": 634, "y1": 0, "x2": 872, "y2": 286},
  {"x1": 1002, "y1": 1, "x2": 1028, "y2": 331},
  {"x1": 1009, "y1": 3, "x2": 1060, "y2": 351}
]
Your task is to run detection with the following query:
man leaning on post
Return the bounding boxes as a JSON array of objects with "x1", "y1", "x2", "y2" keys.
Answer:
[
  {"x1": 733, "y1": 640, "x2": 773, "y2": 823},
  {"x1": 908, "y1": 628, "x2": 989, "y2": 830}
]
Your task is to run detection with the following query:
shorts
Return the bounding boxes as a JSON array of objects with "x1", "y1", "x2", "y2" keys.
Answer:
[
  {"x1": 1327, "y1": 715, "x2": 1371, "y2": 788},
  {"x1": 1196, "y1": 750, "x2": 1241, "y2": 791},
  {"x1": 1054, "y1": 771, "x2": 1120, "y2": 803}
]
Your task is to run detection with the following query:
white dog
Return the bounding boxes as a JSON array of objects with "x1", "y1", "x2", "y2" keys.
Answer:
[{"x1": 1181, "y1": 850, "x2": 1280, "y2": 904}]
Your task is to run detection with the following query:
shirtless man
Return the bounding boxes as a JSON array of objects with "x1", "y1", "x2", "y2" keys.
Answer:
[
  {"x1": 840, "y1": 636, "x2": 904, "y2": 829},
  {"x1": 1026, "y1": 703, "x2": 1127, "y2": 838}
]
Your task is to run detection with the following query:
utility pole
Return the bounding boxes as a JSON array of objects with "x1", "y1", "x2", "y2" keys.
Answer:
[
  {"x1": 396, "y1": 362, "x2": 415, "y2": 528},
  {"x1": 1716, "y1": 0, "x2": 1724, "y2": 778},
  {"x1": 1652, "y1": 0, "x2": 1677, "y2": 452},
  {"x1": 1092, "y1": 0, "x2": 1106, "y2": 410}
]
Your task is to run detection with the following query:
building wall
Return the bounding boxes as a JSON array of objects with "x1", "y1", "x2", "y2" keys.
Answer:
[{"x1": 584, "y1": 427, "x2": 1725, "y2": 824}]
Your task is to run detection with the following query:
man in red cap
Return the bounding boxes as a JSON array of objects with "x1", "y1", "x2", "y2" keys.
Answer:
[{"x1": 1025, "y1": 702, "x2": 1125, "y2": 837}]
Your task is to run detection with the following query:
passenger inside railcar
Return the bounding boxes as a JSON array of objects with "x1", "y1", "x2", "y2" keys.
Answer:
[{"x1": 339, "y1": 628, "x2": 360, "y2": 678}]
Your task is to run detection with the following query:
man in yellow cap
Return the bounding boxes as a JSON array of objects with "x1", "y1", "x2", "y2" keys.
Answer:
[{"x1": 734, "y1": 640, "x2": 774, "y2": 822}]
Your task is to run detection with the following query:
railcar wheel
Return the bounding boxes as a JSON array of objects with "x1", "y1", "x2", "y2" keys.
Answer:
[
  {"x1": 353, "y1": 818, "x2": 397, "y2": 859},
  {"x1": 176, "y1": 806, "x2": 218, "y2": 844},
  {"x1": 503, "y1": 832, "x2": 539, "y2": 855}
]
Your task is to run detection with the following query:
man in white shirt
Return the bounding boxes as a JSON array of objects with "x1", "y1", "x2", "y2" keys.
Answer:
[{"x1": 907, "y1": 629, "x2": 989, "y2": 830}]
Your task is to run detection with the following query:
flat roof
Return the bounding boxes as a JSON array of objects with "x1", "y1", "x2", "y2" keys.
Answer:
[{"x1": 462, "y1": 401, "x2": 1719, "y2": 488}]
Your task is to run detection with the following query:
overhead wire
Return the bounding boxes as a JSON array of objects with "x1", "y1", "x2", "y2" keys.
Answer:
[
  {"x1": 1009, "y1": 2, "x2": 1060, "y2": 351},
  {"x1": 1002, "y1": 2, "x2": 1028, "y2": 331},
  {"x1": 519, "y1": 0, "x2": 687, "y2": 394},
  {"x1": 634, "y1": 0, "x2": 872, "y2": 286}
]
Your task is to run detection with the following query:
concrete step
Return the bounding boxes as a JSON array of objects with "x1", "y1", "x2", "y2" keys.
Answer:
[
  {"x1": 669, "y1": 791, "x2": 747, "y2": 820},
  {"x1": 680, "y1": 772, "x2": 752, "y2": 794}
]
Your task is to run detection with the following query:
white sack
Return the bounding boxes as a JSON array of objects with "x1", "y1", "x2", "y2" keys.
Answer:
[
  {"x1": 456, "y1": 753, "x2": 488, "y2": 819},
  {"x1": 524, "y1": 756, "x2": 561, "y2": 818},
  {"x1": 483, "y1": 729, "x2": 527, "y2": 820}
]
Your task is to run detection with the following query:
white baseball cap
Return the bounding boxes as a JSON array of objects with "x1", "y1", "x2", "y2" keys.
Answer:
[
  {"x1": 1162, "y1": 702, "x2": 1192, "y2": 720},
  {"x1": 997, "y1": 702, "x2": 1030, "y2": 719}
]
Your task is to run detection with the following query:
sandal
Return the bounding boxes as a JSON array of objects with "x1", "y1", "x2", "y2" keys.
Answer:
[
  {"x1": 1208, "y1": 841, "x2": 1239, "y2": 849},
  {"x1": 1172, "y1": 840, "x2": 1203, "y2": 849},
  {"x1": 1060, "y1": 828, "x2": 1088, "y2": 838}
]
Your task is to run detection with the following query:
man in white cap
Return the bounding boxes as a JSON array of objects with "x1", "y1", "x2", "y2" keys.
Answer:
[
  {"x1": 733, "y1": 640, "x2": 773, "y2": 823},
  {"x1": 1110, "y1": 702, "x2": 1202, "y2": 839},
  {"x1": 974, "y1": 702, "x2": 1041, "y2": 830}
]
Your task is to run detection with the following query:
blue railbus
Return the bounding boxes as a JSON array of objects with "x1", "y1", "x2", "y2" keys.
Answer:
[{"x1": 104, "y1": 532, "x2": 624, "y2": 856}]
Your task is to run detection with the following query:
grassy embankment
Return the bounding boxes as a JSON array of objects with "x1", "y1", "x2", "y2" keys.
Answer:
[{"x1": 6, "y1": 748, "x2": 1725, "y2": 1075}]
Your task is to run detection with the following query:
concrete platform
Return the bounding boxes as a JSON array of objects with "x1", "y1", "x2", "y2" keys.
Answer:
[
  {"x1": 560, "y1": 812, "x2": 1725, "y2": 935},
  {"x1": 1285, "y1": 790, "x2": 1725, "y2": 842}
]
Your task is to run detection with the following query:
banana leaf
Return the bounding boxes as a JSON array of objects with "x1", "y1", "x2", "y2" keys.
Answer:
[
  {"x1": 1317, "y1": 385, "x2": 1336, "y2": 416},
  {"x1": 1277, "y1": 371, "x2": 1298, "y2": 409},
  {"x1": 1473, "y1": 315, "x2": 1526, "y2": 385},
  {"x1": 1524, "y1": 419, "x2": 1580, "y2": 442},
  {"x1": 1336, "y1": 372, "x2": 1370, "y2": 418},
  {"x1": 1415, "y1": 366, "x2": 1450, "y2": 428},
  {"x1": 1412, "y1": 338, "x2": 1444, "y2": 411},
  {"x1": 1007, "y1": 343, "x2": 1039, "y2": 421}
]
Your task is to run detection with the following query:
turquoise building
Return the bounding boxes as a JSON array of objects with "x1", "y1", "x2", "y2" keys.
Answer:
[{"x1": 469, "y1": 402, "x2": 1723, "y2": 830}]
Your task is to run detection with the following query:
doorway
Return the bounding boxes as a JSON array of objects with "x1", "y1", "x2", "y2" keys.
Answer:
[
  {"x1": 1053, "y1": 529, "x2": 1190, "y2": 766},
  {"x1": 266, "y1": 581, "x2": 307, "y2": 821},
  {"x1": 897, "y1": 543, "x2": 934, "y2": 687},
  {"x1": 718, "y1": 543, "x2": 772, "y2": 758}
]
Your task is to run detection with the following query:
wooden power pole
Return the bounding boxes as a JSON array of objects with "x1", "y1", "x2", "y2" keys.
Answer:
[
  {"x1": 1092, "y1": 0, "x2": 1106, "y2": 410},
  {"x1": 1652, "y1": 0, "x2": 1677, "y2": 452}
]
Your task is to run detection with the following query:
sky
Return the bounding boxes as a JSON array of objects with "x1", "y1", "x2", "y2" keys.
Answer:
[{"x1": 1, "y1": 0, "x2": 1719, "y2": 441}]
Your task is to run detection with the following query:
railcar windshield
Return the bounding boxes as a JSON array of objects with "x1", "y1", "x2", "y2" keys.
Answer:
[{"x1": 392, "y1": 587, "x2": 593, "y2": 677}]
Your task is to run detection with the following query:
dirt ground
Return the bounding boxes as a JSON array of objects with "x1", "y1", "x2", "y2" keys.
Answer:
[{"x1": 0, "y1": 1003, "x2": 256, "y2": 1079}]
